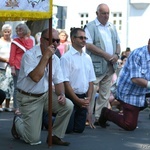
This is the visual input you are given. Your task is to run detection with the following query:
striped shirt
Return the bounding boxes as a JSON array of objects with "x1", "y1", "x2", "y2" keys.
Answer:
[{"x1": 117, "y1": 45, "x2": 150, "y2": 107}]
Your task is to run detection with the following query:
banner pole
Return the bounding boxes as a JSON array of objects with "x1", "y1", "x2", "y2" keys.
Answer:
[{"x1": 48, "y1": 17, "x2": 53, "y2": 147}]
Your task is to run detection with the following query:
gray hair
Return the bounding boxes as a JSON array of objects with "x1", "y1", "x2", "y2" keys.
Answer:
[
  {"x1": 16, "y1": 23, "x2": 30, "y2": 36},
  {"x1": 96, "y1": 3, "x2": 107, "y2": 12},
  {"x1": 2, "y1": 24, "x2": 12, "y2": 32}
]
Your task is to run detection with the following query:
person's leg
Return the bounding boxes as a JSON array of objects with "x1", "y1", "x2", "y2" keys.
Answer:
[
  {"x1": 13, "y1": 70, "x2": 20, "y2": 114},
  {"x1": 5, "y1": 99, "x2": 13, "y2": 111},
  {"x1": 4, "y1": 66, "x2": 13, "y2": 111},
  {"x1": 95, "y1": 74, "x2": 112, "y2": 120},
  {"x1": 66, "y1": 107, "x2": 75, "y2": 133},
  {"x1": 44, "y1": 92, "x2": 73, "y2": 138},
  {"x1": 104, "y1": 102, "x2": 140, "y2": 131},
  {"x1": 0, "y1": 105, "x2": 3, "y2": 112},
  {"x1": 12, "y1": 71, "x2": 18, "y2": 109},
  {"x1": 0, "y1": 89, "x2": 6, "y2": 111},
  {"x1": 90, "y1": 84, "x2": 98, "y2": 115},
  {"x1": 73, "y1": 106, "x2": 87, "y2": 133},
  {"x1": 15, "y1": 92, "x2": 46, "y2": 144}
]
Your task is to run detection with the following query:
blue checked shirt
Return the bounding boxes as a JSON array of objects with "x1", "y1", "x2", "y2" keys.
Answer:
[{"x1": 117, "y1": 45, "x2": 150, "y2": 107}]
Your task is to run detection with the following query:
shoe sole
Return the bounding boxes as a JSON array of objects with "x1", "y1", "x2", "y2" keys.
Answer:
[{"x1": 11, "y1": 116, "x2": 20, "y2": 139}]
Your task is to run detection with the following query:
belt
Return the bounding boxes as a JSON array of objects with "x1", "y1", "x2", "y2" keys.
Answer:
[
  {"x1": 75, "y1": 93, "x2": 86, "y2": 98},
  {"x1": 18, "y1": 89, "x2": 45, "y2": 97}
]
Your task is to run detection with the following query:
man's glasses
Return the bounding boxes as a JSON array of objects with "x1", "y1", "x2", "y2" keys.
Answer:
[
  {"x1": 42, "y1": 37, "x2": 60, "y2": 44},
  {"x1": 52, "y1": 38, "x2": 60, "y2": 43},
  {"x1": 74, "y1": 36, "x2": 88, "y2": 40}
]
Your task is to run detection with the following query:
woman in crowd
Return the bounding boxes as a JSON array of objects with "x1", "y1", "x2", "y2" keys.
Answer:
[
  {"x1": 57, "y1": 30, "x2": 70, "y2": 56},
  {"x1": 0, "y1": 24, "x2": 13, "y2": 112},
  {"x1": 9, "y1": 23, "x2": 33, "y2": 115}
]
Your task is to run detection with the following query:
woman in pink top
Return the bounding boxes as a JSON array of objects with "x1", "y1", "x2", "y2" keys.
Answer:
[
  {"x1": 9, "y1": 23, "x2": 33, "y2": 115},
  {"x1": 57, "y1": 30, "x2": 70, "y2": 56}
]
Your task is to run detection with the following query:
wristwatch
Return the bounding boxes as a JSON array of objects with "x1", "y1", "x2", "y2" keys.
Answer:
[{"x1": 115, "y1": 53, "x2": 120, "y2": 59}]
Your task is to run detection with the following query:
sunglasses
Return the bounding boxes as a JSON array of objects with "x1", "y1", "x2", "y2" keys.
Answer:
[
  {"x1": 43, "y1": 37, "x2": 60, "y2": 43},
  {"x1": 74, "y1": 36, "x2": 88, "y2": 40}
]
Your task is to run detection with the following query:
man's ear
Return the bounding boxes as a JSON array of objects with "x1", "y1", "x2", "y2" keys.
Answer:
[
  {"x1": 148, "y1": 39, "x2": 150, "y2": 51},
  {"x1": 96, "y1": 11, "x2": 98, "y2": 15}
]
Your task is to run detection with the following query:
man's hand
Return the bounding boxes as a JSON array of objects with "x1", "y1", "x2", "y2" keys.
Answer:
[
  {"x1": 79, "y1": 97, "x2": 90, "y2": 108},
  {"x1": 58, "y1": 94, "x2": 66, "y2": 105},
  {"x1": 11, "y1": 66, "x2": 16, "y2": 76},
  {"x1": 109, "y1": 54, "x2": 118, "y2": 64},
  {"x1": 86, "y1": 105, "x2": 96, "y2": 129},
  {"x1": 44, "y1": 45, "x2": 56, "y2": 58}
]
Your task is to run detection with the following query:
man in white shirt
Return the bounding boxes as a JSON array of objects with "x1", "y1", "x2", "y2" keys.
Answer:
[
  {"x1": 11, "y1": 28, "x2": 73, "y2": 146},
  {"x1": 61, "y1": 28, "x2": 96, "y2": 133}
]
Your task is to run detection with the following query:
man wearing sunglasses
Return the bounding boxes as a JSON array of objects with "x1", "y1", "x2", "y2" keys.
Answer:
[
  {"x1": 84, "y1": 3, "x2": 121, "y2": 126},
  {"x1": 11, "y1": 28, "x2": 73, "y2": 146},
  {"x1": 60, "y1": 28, "x2": 96, "y2": 133}
]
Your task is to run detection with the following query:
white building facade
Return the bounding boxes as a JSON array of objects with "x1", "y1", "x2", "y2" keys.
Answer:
[{"x1": 53, "y1": 0, "x2": 150, "y2": 51}]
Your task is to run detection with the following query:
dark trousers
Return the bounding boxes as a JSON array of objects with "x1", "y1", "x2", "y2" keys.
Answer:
[
  {"x1": 105, "y1": 101, "x2": 140, "y2": 131},
  {"x1": 66, "y1": 93, "x2": 87, "y2": 133}
]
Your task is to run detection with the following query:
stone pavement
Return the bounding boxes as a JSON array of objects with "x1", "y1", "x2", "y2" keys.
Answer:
[{"x1": 0, "y1": 108, "x2": 150, "y2": 150}]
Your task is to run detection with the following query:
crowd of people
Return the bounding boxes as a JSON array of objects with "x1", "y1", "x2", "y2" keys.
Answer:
[{"x1": 0, "y1": 2, "x2": 150, "y2": 147}]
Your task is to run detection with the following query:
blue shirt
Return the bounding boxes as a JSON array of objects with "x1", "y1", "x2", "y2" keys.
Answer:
[{"x1": 117, "y1": 45, "x2": 150, "y2": 107}]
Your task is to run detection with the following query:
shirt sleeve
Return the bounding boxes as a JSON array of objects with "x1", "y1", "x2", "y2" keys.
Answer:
[
  {"x1": 60, "y1": 56, "x2": 70, "y2": 82},
  {"x1": 128, "y1": 52, "x2": 144, "y2": 79},
  {"x1": 84, "y1": 27, "x2": 93, "y2": 44},
  {"x1": 52, "y1": 55, "x2": 64, "y2": 84},
  {"x1": 22, "y1": 52, "x2": 37, "y2": 77},
  {"x1": 9, "y1": 43, "x2": 17, "y2": 67}
]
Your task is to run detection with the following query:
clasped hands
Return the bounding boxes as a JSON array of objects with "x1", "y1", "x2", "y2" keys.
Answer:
[{"x1": 109, "y1": 54, "x2": 118, "y2": 64}]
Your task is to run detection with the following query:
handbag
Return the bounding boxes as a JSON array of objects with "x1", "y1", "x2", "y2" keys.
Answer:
[{"x1": 0, "y1": 62, "x2": 8, "y2": 70}]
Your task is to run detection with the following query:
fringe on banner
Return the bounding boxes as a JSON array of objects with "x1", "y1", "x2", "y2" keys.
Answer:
[{"x1": 0, "y1": 10, "x2": 53, "y2": 21}]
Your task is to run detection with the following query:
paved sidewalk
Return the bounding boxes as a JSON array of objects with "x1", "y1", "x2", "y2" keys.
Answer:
[{"x1": 0, "y1": 109, "x2": 150, "y2": 150}]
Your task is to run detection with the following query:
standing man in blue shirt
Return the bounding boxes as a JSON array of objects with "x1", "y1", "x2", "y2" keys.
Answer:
[{"x1": 99, "y1": 38, "x2": 150, "y2": 130}]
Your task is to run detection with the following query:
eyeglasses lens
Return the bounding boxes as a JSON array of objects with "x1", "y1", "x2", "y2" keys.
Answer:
[{"x1": 52, "y1": 39, "x2": 60, "y2": 43}]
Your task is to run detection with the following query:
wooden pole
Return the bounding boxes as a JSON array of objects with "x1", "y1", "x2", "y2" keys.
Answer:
[{"x1": 48, "y1": 17, "x2": 52, "y2": 147}]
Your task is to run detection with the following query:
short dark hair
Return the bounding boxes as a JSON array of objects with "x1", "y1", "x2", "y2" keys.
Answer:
[
  {"x1": 126, "y1": 47, "x2": 131, "y2": 52},
  {"x1": 41, "y1": 28, "x2": 49, "y2": 38},
  {"x1": 121, "y1": 55, "x2": 127, "y2": 61},
  {"x1": 70, "y1": 27, "x2": 85, "y2": 38}
]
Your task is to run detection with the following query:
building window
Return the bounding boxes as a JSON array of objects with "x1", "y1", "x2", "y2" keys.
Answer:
[
  {"x1": 79, "y1": 13, "x2": 89, "y2": 29},
  {"x1": 111, "y1": 12, "x2": 122, "y2": 31}
]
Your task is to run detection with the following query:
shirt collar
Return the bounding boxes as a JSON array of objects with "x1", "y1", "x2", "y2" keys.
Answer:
[
  {"x1": 94, "y1": 18, "x2": 110, "y2": 27},
  {"x1": 70, "y1": 45, "x2": 86, "y2": 56}
]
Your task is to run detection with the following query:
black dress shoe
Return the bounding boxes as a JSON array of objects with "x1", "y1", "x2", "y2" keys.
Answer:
[
  {"x1": 11, "y1": 116, "x2": 20, "y2": 139},
  {"x1": 94, "y1": 121, "x2": 99, "y2": 126},
  {"x1": 47, "y1": 135, "x2": 70, "y2": 146},
  {"x1": 106, "y1": 122, "x2": 110, "y2": 126},
  {"x1": 98, "y1": 107, "x2": 108, "y2": 128}
]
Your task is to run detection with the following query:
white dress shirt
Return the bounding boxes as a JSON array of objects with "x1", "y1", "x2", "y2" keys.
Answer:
[
  {"x1": 60, "y1": 46, "x2": 96, "y2": 94},
  {"x1": 85, "y1": 18, "x2": 120, "y2": 55},
  {"x1": 17, "y1": 45, "x2": 64, "y2": 94}
]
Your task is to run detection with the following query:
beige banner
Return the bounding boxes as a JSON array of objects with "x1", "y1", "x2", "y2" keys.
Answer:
[{"x1": 0, "y1": 0, "x2": 53, "y2": 21}]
